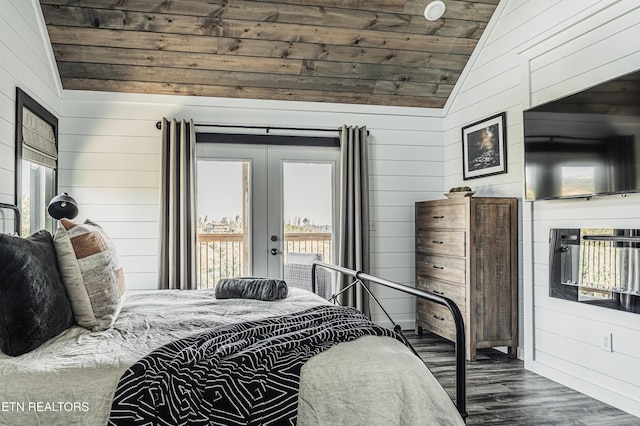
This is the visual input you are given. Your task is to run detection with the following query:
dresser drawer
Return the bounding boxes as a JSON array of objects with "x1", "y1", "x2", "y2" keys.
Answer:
[
  {"x1": 416, "y1": 300, "x2": 460, "y2": 341},
  {"x1": 416, "y1": 230, "x2": 465, "y2": 257},
  {"x1": 416, "y1": 203, "x2": 466, "y2": 230},
  {"x1": 416, "y1": 276, "x2": 465, "y2": 313},
  {"x1": 416, "y1": 255, "x2": 466, "y2": 284}
]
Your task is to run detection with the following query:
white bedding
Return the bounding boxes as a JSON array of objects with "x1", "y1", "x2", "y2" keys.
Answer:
[{"x1": 0, "y1": 287, "x2": 464, "y2": 426}]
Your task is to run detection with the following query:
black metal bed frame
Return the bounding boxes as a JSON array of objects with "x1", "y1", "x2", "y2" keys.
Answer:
[
  {"x1": 311, "y1": 260, "x2": 468, "y2": 421},
  {"x1": 0, "y1": 202, "x2": 20, "y2": 235}
]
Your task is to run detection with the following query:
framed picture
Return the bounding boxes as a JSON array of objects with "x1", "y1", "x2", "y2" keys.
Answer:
[{"x1": 461, "y1": 112, "x2": 507, "y2": 180}]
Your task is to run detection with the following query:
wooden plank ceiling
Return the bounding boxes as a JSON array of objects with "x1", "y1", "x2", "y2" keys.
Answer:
[{"x1": 39, "y1": 0, "x2": 500, "y2": 108}]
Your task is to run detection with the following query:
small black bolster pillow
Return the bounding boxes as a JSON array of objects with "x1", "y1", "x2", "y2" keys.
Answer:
[{"x1": 215, "y1": 277, "x2": 288, "y2": 301}]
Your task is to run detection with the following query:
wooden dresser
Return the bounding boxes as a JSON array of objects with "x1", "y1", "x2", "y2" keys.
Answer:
[{"x1": 414, "y1": 197, "x2": 518, "y2": 361}]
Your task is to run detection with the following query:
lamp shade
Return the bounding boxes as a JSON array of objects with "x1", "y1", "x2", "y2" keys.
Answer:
[{"x1": 47, "y1": 193, "x2": 78, "y2": 220}]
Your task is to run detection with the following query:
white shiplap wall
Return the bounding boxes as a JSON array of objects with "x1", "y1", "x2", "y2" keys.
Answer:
[
  {"x1": 444, "y1": 0, "x2": 640, "y2": 417},
  {"x1": 4, "y1": 0, "x2": 639, "y2": 418},
  {"x1": 60, "y1": 91, "x2": 444, "y2": 326},
  {"x1": 0, "y1": 0, "x2": 61, "y2": 208}
]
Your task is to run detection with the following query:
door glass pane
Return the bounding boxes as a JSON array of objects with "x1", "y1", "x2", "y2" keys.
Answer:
[
  {"x1": 282, "y1": 162, "x2": 333, "y2": 297},
  {"x1": 196, "y1": 160, "x2": 250, "y2": 288}
]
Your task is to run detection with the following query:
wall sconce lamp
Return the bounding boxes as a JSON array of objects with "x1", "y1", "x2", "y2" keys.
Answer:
[
  {"x1": 47, "y1": 192, "x2": 78, "y2": 220},
  {"x1": 424, "y1": 1, "x2": 446, "y2": 21}
]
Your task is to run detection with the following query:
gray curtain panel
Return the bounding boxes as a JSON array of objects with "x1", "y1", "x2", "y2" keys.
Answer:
[
  {"x1": 158, "y1": 118, "x2": 196, "y2": 290},
  {"x1": 337, "y1": 125, "x2": 370, "y2": 316}
]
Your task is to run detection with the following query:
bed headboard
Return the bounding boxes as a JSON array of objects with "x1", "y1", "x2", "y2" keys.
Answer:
[{"x1": 0, "y1": 203, "x2": 21, "y2": 236}]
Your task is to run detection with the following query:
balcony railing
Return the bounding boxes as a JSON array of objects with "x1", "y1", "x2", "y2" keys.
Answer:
[
  {"x1": 197, "y1": 233, "x2": 246, "y2": 289},
  {"x1": 283, "y1": 232, "x2": 332, "y2": 263},
  {"x1": 196, "y1": 232, "x2": 332, "y2": 289}
]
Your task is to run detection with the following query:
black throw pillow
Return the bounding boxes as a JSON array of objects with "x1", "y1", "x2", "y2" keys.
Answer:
[{"x1": 0, "y1": 230, "x2": 74, "y2": 356}]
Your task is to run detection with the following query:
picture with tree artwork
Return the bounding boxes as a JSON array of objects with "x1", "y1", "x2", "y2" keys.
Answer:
[{"x1": 462, "y1": 112, "x2": 507, "y2": 180}]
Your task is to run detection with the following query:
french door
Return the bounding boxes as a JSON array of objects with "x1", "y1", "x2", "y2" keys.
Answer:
[{"x1": 195, "y1": 143, "x2": 339, "y2": 288}]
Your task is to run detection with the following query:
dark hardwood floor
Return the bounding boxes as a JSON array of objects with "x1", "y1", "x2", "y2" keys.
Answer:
[{"x1": 407, "y1": 333, "x2": 640, "y2": 425}]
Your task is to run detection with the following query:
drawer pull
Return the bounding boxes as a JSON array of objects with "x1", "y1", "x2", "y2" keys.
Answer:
[
  {"x1": 432, "y1": 290, "x2": 445, "y2": 296},
  {"x1": 432, "y1": 240, "x2": 444, "y2": 244},
  {"x1": 432, "y1": 215, "x2": 445, "y2": 219},
  {"x1": 432, "y1": 265, "x2": 444, "y2": 270},
  {"x1": 433, "y1": 315, "x2": 445, "y2": 321}
]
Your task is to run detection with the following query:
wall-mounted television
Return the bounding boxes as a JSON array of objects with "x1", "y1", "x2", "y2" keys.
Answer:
[{"x1": 523, "y1": 70, "x2": 640, "y2": 200}]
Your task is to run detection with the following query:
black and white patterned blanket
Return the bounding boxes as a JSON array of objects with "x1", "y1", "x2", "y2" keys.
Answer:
[{"x1": 108, "y1": 305, "x2": 401, "y2": 426}]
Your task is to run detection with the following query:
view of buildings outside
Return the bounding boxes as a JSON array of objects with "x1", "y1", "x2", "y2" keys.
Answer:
[{"x1": 196, "y1": 160, "x2": 332, "y2": 288}]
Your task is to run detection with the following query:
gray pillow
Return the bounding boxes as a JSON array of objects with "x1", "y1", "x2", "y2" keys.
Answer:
[
  {"x1": 216, "y1": 277, "x2": 288, "y2": 301},
  {"x1": 0, "y1": 230, "x2": 74, "y2": 356}
]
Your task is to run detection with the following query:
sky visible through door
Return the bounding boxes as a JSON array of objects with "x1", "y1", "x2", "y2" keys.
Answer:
[{"x1": 197, "y1": 161, "x2": 332, "y2": 231}]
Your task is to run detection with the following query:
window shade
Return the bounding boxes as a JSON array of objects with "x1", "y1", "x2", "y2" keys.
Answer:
[{"x1": 22, "y1": 107, "x2": 57, "y2": 169}]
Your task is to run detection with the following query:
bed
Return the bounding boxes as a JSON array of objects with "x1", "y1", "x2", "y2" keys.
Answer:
[{"x1": 0, "y1": 202, "x2": 467, "y2": 426}]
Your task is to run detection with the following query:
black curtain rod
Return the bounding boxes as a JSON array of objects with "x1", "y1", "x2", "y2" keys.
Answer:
[
  {"x1": 197, "y1": 123, "x2": 341, "y2": 133},
  {"x1": 154, "y1": 121, "x2": 368, "y2": 135}
]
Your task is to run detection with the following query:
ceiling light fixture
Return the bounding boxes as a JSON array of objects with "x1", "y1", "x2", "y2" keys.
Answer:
[{"x1": 424, "y1": 1, "x2": 446, "y2": 21}]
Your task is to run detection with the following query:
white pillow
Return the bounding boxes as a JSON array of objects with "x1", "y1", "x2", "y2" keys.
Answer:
[{"x1": 54, "y1": 219, "x2": 126, "y2": 331}]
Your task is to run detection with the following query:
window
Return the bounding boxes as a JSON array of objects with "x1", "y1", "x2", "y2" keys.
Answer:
[{"x1": 15, "y1": 88, "x2": 58, "y2": 236}]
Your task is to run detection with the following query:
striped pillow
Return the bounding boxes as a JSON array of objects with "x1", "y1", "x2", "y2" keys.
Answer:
[{"x1": 54, "y1": 219, "x2": 126, "y2": 331}]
